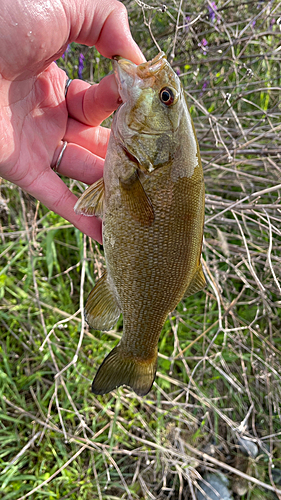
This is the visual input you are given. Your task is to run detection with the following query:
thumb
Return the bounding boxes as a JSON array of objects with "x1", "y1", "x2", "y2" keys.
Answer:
[{"x1": 65, "y1": 0, "x2": 145, "y2": 64}]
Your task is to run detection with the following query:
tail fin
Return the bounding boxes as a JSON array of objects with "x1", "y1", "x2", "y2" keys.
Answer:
[{"x1": 91, "y1": 344, "x2": 157, "y2": 396}]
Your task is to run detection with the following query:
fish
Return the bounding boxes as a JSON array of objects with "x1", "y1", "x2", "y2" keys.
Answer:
[{"x1": 74, "y1": 51, "x2": 205, "y2": 396}]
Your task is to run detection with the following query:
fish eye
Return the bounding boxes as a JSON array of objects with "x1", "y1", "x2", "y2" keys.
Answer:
[{"x1": 159, "y1": 87, "x2": 174, "y2": 106}]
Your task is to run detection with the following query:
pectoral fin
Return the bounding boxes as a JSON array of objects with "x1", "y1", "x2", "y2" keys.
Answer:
[
  {"x1": 184, "y1": 263, "x2": 206, "y2": 298},
  {"x1": 85, "y1": 272, "x2": 121, "y2": 330},
  {"x1": 119, "y1": 170, "x2": 154, "y2": 225},
  {"x1": 74, "y1": 177, "x2": 104, "y2": 218}
]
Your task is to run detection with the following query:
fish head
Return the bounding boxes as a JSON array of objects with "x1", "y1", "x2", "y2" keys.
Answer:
[{"x1": 112, "y1": 52, "x2": 186, "y2": 172}]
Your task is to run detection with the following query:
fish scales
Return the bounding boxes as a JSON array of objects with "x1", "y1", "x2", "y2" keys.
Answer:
[
  {"x1": 104, "y1": 167, "x2": 203, "y2": 330},
  {"x1": 75, "y1": 52, "x2": 206, "y2": 396}
]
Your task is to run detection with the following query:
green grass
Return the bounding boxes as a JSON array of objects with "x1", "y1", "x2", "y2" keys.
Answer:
[{"x1": 1, "y1": 1, "x2": 281, "y2": 499}]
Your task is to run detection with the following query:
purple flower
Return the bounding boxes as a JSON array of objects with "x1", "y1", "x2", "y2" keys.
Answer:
[
  {"x1": 200, "y1": 80, "x2": 209, "y2": 97},
  {"x1": 208, "y1": 2, "x2": 217, "y2": 23},
  {"x1": 175, "y1": 66, "x2": 181, "y2": 76},
  {"x1": 269, "y1": 18, "x2": 275, "y2": 30},
  {"x1": 78, "y1": 53, "x2": 85, "y2": 79},
  {"x1": 199, "y1": 38, "x2": 208, "y2": 55},
  {"x1": 202, "y1": 80, "x2": 209, "y2": 91},
  {"x1": 184, "y1": 16, "x2": 190, "y2": 32},
  {"x1": 62, "y1": 44, "x2": 71, "y2": 60}
]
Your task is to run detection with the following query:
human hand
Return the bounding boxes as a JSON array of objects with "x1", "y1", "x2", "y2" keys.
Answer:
[{"x1": 0, "y1": 0, "x2": 145, "y2": 243}]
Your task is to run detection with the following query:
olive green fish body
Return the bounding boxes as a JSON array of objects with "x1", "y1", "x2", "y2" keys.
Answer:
[
  {"x1": 104, "y1": 160, "x2": 204, "y2": 349},
  {"x1": 75, "y1": 52, "x2": 205, "y2": 396}
]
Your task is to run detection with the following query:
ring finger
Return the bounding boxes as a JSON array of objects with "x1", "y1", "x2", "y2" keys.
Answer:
[{"x1": 51, "y1": 141, "x2": 105, "y2": 185}]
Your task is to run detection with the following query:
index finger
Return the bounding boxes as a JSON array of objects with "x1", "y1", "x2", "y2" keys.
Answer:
[{"x1": 66, "y1": 74, "x2": 121, "y2": 127}]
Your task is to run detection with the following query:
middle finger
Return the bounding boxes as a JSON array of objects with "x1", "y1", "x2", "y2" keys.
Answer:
[{"x1": 64, "y1": 118, "x2": 111, "y2": 159}]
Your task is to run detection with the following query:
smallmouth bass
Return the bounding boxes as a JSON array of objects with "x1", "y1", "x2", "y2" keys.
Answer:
[{"x1": 75, "y1": 52, "x2": 205, "y2": 396}]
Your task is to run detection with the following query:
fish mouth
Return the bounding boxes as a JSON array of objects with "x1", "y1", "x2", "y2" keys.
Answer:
[
  {"x1": 136, "y1": 51, "x2": 167, "y2": 78},
  {"x1": 113, "y1": 51, "x2": 167, "y2": 82},
  {"x1": 113, "y1": 55, "x2": 137, "y2": 80},
  {"x1": 113, "y1": 52, "x2": 169, "y2": 104},
  {"x1": 113, "y1": 56, "x2": 137, "y2": 102}
]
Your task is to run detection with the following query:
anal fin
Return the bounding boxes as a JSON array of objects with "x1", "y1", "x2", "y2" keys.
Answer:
[
  {"x1": 184, "y1": 263, "x2": 206, "y2": 298},
  {"x1": 74, "y1": 177, "x2": 104, "y2": 218},
  {"x1": 85, "y1": 271, "x2": 121, "y2": 330},
  {"x1": 92, "y1": 344, "x2": 157, "y2": 396},
  {"x1": 120, "y1": 170, "x2": 154, "y2": 225}
]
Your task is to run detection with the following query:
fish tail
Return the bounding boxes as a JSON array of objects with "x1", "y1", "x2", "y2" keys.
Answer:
[{"x1": 91, "y1": 344, "x2": 157, "y2": 396}]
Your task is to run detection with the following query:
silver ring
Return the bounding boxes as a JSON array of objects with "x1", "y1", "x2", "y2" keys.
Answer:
[
  {"x1": 52, "y1": 141, "x2": 67, "y2": 173},
  {"x1": 65, "y1": 78, "x2": 72, "y2": 97}
]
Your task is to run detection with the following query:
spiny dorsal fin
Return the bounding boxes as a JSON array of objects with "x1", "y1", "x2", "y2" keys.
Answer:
[
  {"x1": 184, "y1": 263, "x2": 206, "y2": 298},
  {"x1": 85, "y1": 271, "x2": 121, "y2": 330},
  {"x1": 119, "y1": 170, "x2": 154, "y2": 225},
  {"x1": 92, "y1": 344, "x2": 157, "y2": 396},
  {"x1": 74, "y1": 177, "x2": 104, "y2": 218}
]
